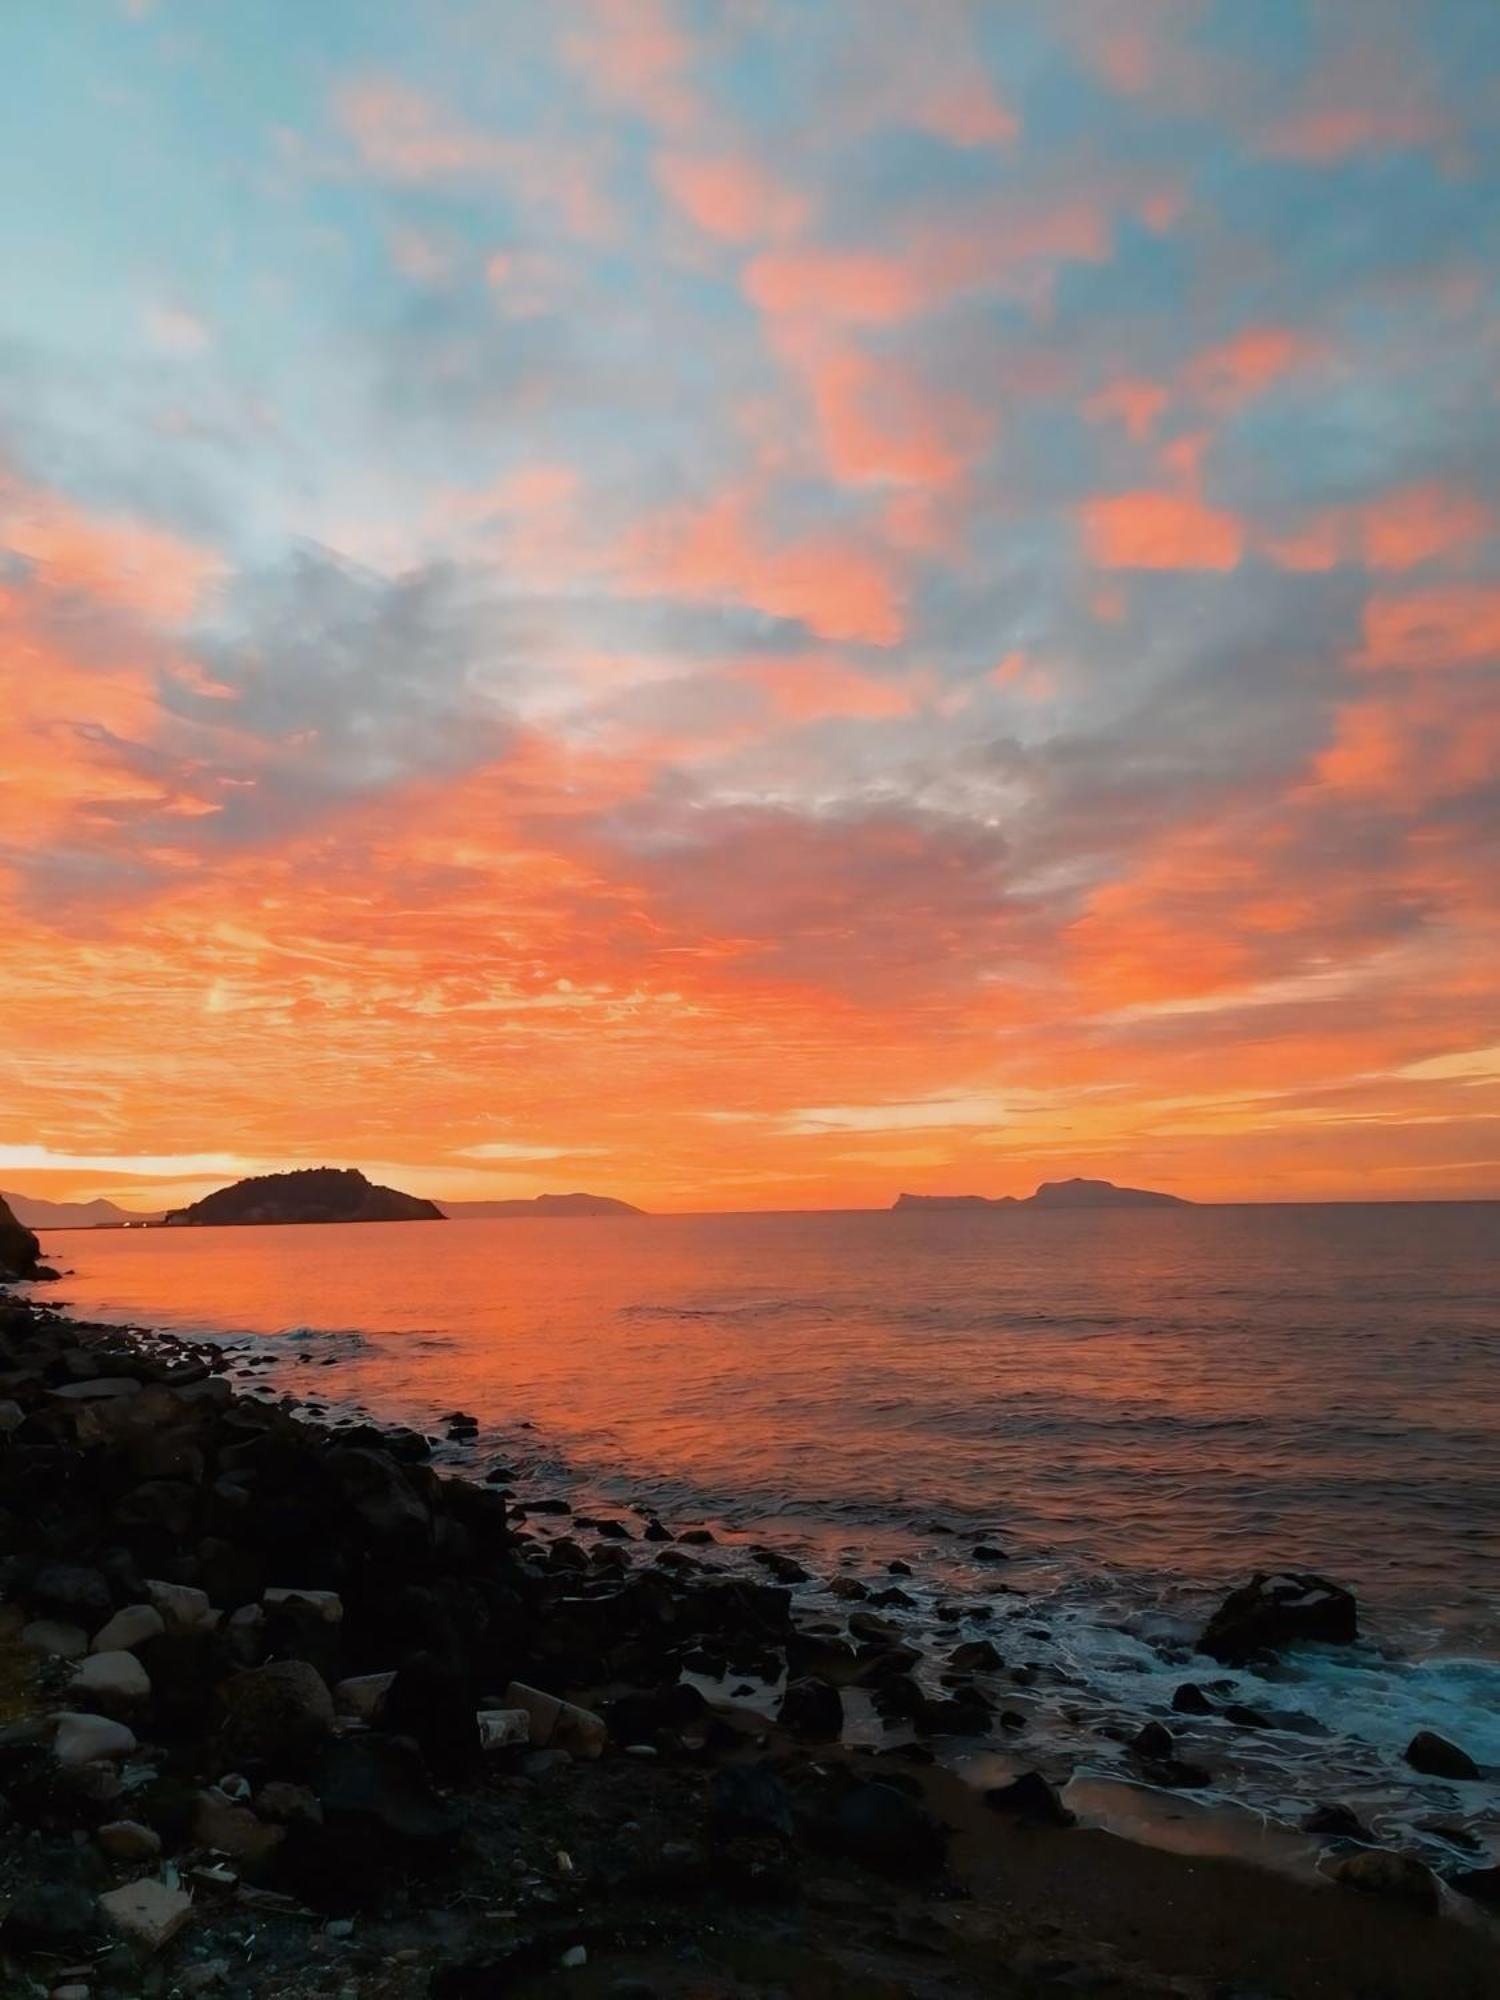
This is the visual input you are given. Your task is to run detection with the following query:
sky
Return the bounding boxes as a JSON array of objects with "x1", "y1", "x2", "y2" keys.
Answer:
[{"x1": 1, "y1": 0, "x2": 1499, "y2": 1213}]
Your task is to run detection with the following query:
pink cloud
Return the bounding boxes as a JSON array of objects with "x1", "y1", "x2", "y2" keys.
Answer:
[
  {"x1": 559, "y1": 0, "x2": 698, "y2": 133},
  {"x1": 1082, "y1": 490, "x2": 1244, "y2": 571},
  {"x1": 1085, "y1": 377, "x2": 1169, "y2": 442},
  {"x1": 1263, "y1": 483, "x2": 1495, "y2": 575},
  {"x1": 746, "y1": 656, "x2": 921, "y2": 723},
  {"x1": 1188, "y1": 326, "x2": 1325, "y2": 408},
  {"x1": 655, "y1": 151, "x2": 808, "y2": 243},
  {"x1": 0, "y1": 466, "x2": 219, "y2": 624},
  {"x1": 1355, "y1": 586, "x2": 1500, "y2": 671},
  {"x1": 1262, "y1": 44, "x2": 1449, "y2": 163}
]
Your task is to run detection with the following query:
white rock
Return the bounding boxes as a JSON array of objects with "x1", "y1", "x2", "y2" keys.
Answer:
[
  {"x1": 334, "y1": 1671, "x2": 396, "y2": 1720},
  {"x1": 97, "y1": 1877, "x2": 193, "y2": 1954},
  {"x1": 559, "y1": 1945, "x2": 587, "y2": 1968},
  {"x1": 503, "y1": 1681, "x2": 606, "y2": 1759},
  {"x1": 21, "y1": 1618, "x2": 89, "y2": 1660},
  {"x1": 0, "y1": 1398, "x2": 24, "y2": 1433},
  {"x1": 145, "y1": 1579, "x2": 211, "y2": 1628},
  {"x1": 91, "y1": 1604, "x2": 166, "y2": 1653},
  {"x1": 97, "y1": 1818, "x2": 163, "y2": 1862},
  {"x1": 70, "y1": 1649, "x2": 152, "y2": 1708},
  {"x1": 477, "y1": 1708, "x2": 531, "y2": 1751},
  {"x1": 54, "y1": 1711, "x2": 137, "y2": 1767},
  {"x1": 263, "y1": 1586, "x2": 343, "y2": 1623}
]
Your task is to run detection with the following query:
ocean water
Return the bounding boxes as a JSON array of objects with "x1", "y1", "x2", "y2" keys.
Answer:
[{"x1": 35, "y1": 1202, "x2": 1500, "y2": 1866}]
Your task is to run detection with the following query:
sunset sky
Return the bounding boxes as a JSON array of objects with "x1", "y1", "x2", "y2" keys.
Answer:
[{"x1": 2, "y1": 0, "x2": 1499, "y2": 1213}]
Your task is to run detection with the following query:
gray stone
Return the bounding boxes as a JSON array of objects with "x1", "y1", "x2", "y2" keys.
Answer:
[
  {"x1": 54, "y1": 1711, "x2": 138, "y2": 1767},
  {"x1": 69, "y1": 1649, "x2": 151, "y2": 1710},
  {"x1": 91, "y1": 1604, "x2": 166, "y2": 1653}
]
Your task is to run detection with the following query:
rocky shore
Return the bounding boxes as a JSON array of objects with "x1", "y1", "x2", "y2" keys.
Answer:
[{"x1": 1, "y1": 1287, "x2": 1497, "y2": 2000}]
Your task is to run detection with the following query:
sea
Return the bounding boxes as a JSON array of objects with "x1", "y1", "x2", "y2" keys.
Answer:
[{"x1": 33, "y1": 1201, "x2": 1500, "y2": 1874}]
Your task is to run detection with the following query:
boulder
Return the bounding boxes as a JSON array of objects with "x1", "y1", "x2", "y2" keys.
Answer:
[
  {"x1": 31, "y1": 1563, "x2": 113, "y2": 1624},
  {"x1": 92, "y1": 1604, "x2": 166, "y2": 1653},
  {"x1": 191, "y1": 1788, "x2": 286, "y2": 1871},
  {"x1": 97, "y1": 1819, "x2": 163, "y2": 1862},
  {"x1": 1171, "y1": 1682, "x2": 1214, "y2": 1715},
  {"x1": 334, "y1": 1670, "x2": 396, "y2": 1720},
  {"x1": 145, "y1": 1579, "x2": 212, "y2": 1629},
  {"x1": 69, "y1": 1649, "x2": 152, "y2": 1711},
  {"x1": 1404, "y1": 1730, "x2": 1479, "y2": 1780},
  {"x1": 1329, "y1": 1848, "x2": 1439, "y2": 1916},
  {"x1": 219, "y1": 1659, "x2": 334, "y2": 1769},
  {"x1": 777, "y1": 1676, "x2": 844, "y2": 1742},
  {"x1": 1198, "y1": 1572, "x2": 1357, "y2": 1664},
  {"x1": 53, "y1": 1711, "x2": 137, "y2": 1766},
  {"x1": 983, "y1": 1770, "x2": 1076, "y2": 1827},
  {"x1": 98, "y1": 1877, "x2": 194, "y2": 1954}
]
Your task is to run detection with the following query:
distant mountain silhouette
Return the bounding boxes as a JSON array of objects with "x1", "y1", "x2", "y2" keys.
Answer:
[
  {"x1": 440, "y1": 1192, "x2": 645, "y2": 1219},
  {"x1": 0, "y1": 1194, "x2": 43, "y2": 1279},
  {"x1": 164, "y1": 1167, "x2": 444, "y2": 1227},
  {"x1": 1, "y1": 1190, "x2": 160, "y2": 1229},
  {"x1": 894, "y1": 1177, "x2": 1190, "y2": 1211}
]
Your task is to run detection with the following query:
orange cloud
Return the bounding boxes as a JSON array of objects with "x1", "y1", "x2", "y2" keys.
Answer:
[
  {"x1": 0, "y1": 468, "x2": 218, "y2": 624},
  {"x1": 1085, "y1": 378, "x2": 1169, "y2": 442},
  {"x1": 1081, "y1": 490, "x2": 1243, "y2": 571},
  {"x1": 746, "y1": 656, "x2": 920, "y2": 723},
  {"x1": 655, "y1": 152, "x2": 807, "y2": 242},
  {"x1": 1264, "y1": 483, "x2": 1494, "y2": 575},
  {"x1": 1356, "y1": 586, "x2": 1500, "y2": 671},
  {"x1": 622, "y1": 488, "x2": 904, "y2": 645},
  {"x1": 1188, "y1": 326, "x2": 1324, "y2": 407}
]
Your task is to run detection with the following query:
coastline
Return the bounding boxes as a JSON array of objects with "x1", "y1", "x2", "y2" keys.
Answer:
[{"x1": 1, "y1": 1286, "x2": 1497, "y2": 1998}]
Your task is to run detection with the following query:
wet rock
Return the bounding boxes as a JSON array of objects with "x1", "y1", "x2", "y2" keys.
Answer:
[
  {"x1": 91, "y1": 1603, "x2": 166, "y2": 1653},
  {"x1": 21, "y1": 1618, "x2": 89, "y2": 1660},
  {"x1": 53, "y1": 1712, "x2": 137, "y2": 1767},
  {"x1": 1198, "y1": 1571, "x2": 1357, "y2": 1664},
  {"x1": 219, "y1": 1658, "x2": 335, "y2": 1770},
  {"x1": 98, "y1": 1877, "x2": 194, "y2": 1953},
  {"x1": 1404, "y1": 1729, "x2": 1479, "y2": 1780},
  {"x1": 97, "y1": 1819, "x2": 162, "y2": 1863},
  {"x1": 68, "y1": 1649, "x2": 151, "y2": 1712},
  {"x1": 677, "y1": 1527, "x2": 715, "y2": 1545},
  {"x1": 832, "y1": 1779, "x2": 947, "y2": 1874},
  {"x1": 1132, "y1": 1721, "x2": 1175, "y2": 1761},
  {"x1": 1171, "y1": 1682, "x2": 1214, "y2": 1715},
  {"x1": 1304, "y1": 1802, "x2": 1373, "y2": 1841},
  {"x1": 777, "y1": 1676, "x2": 844, "y2": 1742},
  {"x1": 755, "y1": 1550, "x2": 810, "y2": 1584},
  {"x1": 827, "y1": 1576, "x2": 869, "y2": 1600},
  {"x1": 949, "y1": 1638, "x2": 1003, "y2": 1671},
  {"x1": 642, "y1": 1518, "x2": 671, "y2": 1541},
  {"x1": 971, "y1": 1543, "x2": 1009, "y2": 1563},
  {"x1": 1329, "y1": 1848, "x2": 1439, "y2": 1916},
  {"x1": 918, "y1": 1692, "x2": 992, "y2": 1736},
  {"x1": 984, "y1": 1770, "x2": 1076, "y2": 1827},
  {"x1": 1222, "y1": 1702, "x2": 1272, "y2": 1728},
  {"x1": 1449, "y1": 1864, "x2": 1500, "y2": 1910}
]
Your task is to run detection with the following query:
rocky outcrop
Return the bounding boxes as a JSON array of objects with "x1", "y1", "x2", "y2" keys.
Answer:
[
  {"x1": 0, "y1": 1193, "x2": 42, "y2": 1281},
  {"x1": 1198, "y1": 1571, "x2": 1358, "y2": 1663},
  {"x1": 893, "y1": 1178, "x2": 1190, "y2": 1211},
  {"x1": 163, "y1": 1166, "x2": 443, "y2": 1226},
  {"x1": 441, "y1": 1192, "x2": 645, "y2": 1218}
]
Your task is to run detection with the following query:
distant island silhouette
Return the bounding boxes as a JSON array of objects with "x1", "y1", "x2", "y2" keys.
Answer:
[
  {"x1": 440, "y1": 1193, "x2": 645, "y2": 1219},
  {"x1": 164, "y1": 1167, "x2": 444, "y2": 1227},
  {"x1": 1, "y1": 1189, "x2": 161, "y2": 1230},
  {"x1": 894, "y1": 1177, "x2": 1190, "y2": 1211}
]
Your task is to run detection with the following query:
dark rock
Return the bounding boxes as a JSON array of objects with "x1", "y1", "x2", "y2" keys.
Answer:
[
  {"x1": 971, "y1": 1543, "x2": 1009, "y2": 1563},
  {"x1": 1304, "y1": 1803, "x2": 1373, "y2": 1841},
  {"x1": 384, "y1": 1654, "x2": 481, "y2": 1776},
  {"x1": 1405, "y1": 1730, "x2": 1480, "y2": 1780},
  {"x1": 0, "y1": 1196, "x2": 42, "y2": 1282},
  {"x1": 1132, "y1": 1721, "x2": 1175, "y2": 1761},
  {"x1": 1198, "y1": 1571, "x2": 1357, "y2": 1664},
  {"x1": 777, "y1": 1676, "x2": 843, "y2": 1742},
  {"x1": 754, "y1": 1550, "x2": 810, "y2": 1584},
  {"x1": 1171, "y1": 1682, "x2": 1214, "y2": 1715},
  {"x1": 1222, "y1": 1702, "x2": 1272, "y2": 1728},
  {"x1": 983, "y1": 1771, "x2": 1075, "y2": 1827},
  {"x1": 642, "y1": 1520, "x2": 671, "y2": 1542},
  {"x1": 832, "y1": 1780, "x2": 947, "y2": 1874},
  {"x1": 285, "y1": 1737, "x2": 459, "y2": 1902},
  {"x1": 219, "y1": 1659, "x2": 335, "y2": 1771},
  {"x1": 30, "y1": 1562, "x2": 112, "y2": 1623},
  {"x1": 949, "y1": 1639, "x2": 1003, "y2": 1672},
  {"x1": 1, "y1": 1877, "x2": 100, "y2": 1947},
  {"x1": 1329, "y1": 1848, "x2": 1439, "y2": 1915},
  {"x1": 887, "y1": 1560, "x2": 912, "y2": 1576}
]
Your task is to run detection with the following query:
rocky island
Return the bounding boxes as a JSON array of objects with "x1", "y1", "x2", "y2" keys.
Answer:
[
  {"x1": 164, "y1": 1168, "x2": 444, "y2": 1228},
  {"x1": 894, "y1": 1177, "x2": 1191, "y2": 1211},
  {"x1": 440, "y1": 1193, "x2": 645, "y2": 1219},
  {"x1": 0, "y1": 1193, "x2": 42, "y2": 1281}
]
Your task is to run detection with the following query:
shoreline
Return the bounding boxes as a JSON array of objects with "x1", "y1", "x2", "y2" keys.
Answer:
[{"x1": 1, "y1": 1286, "x2": 1496, "y2": 1998}]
